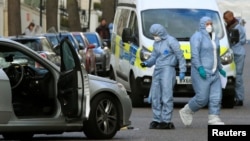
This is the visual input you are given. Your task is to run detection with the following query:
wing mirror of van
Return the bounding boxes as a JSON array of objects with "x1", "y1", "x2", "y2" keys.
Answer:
[
  {"x1": 122, "y1": 28, "x2": 134, "y2": 43},
  {"x1": 229, "y1": 29, "x2": 240, "y2": 45}
]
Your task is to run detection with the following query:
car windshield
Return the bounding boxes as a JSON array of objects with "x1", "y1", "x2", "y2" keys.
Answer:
[
  {"x1": 16, "y1": 38, "x2": 54, "y2": 53},
  {"x1": 141, "y1": 9, "x2": 224, "y2": 41},
  {"x1": 46, "y1": 35, "x2": 59, "y2": 47},
  {"x1": 0, "y1": 50, "x2": 34, "y2": 68},
  {"x1": 40, "y1": 38, "x2": 55, "y2": 52},
  {"x1": 84, "y1": 34, "x2": 100, "y2": 47},
  {"x1": 73, "y1": 34, "x2": 86, "y2": 48},
  {"x1": 60, "y1": 34, "x2": 79, "y2": 50}
]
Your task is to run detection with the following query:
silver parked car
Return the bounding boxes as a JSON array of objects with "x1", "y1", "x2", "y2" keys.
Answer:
[
  {"x1": 84, "y1": 32, "x2": 111, "y2": 76},
  {"x1": 0, "y1": 38, "x2": 132, "y2": 140}
]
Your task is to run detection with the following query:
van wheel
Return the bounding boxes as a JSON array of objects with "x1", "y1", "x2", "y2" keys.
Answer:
[
  {"x1": 83, "y1": 94, "x2": 119, "y2": 139},
  {"x1": 222, "y1": 88, "x2": 235, "y2": 108},
  {"x1": 130, "y1": 73, "x2": 144, "y2": 107}
]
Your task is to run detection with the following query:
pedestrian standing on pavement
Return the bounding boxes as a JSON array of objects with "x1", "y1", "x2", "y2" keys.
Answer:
[
  {"x1": 141, "y1": 24, "x2": 186, "y2": 129},
  {"x1": 24, "y1": 22, "x2": 35, "y2": 35},
  {"x1": 223, "y1": 10, "x2": 247, "y2": 106},
  {"x1": 96, "y1": 18, "x2": 111, "y2": 47},
  {"x1": 179, "y1": 16, "x2": 226, "y2": 126}
]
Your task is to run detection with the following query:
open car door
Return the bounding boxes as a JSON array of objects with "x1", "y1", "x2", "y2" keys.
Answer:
[{"x1": 58, "y1": 38, "x2": 84, "y2": 119}]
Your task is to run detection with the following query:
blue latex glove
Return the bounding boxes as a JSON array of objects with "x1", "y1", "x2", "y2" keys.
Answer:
[
  {"x1": 219, "y1": 69, "x2": 226, "y2": 77},
  {"x1": 198, "y1": 66, "x2": 206, "y2": 79},
  {"x1": 179, "y1": 72, "x2": 185, "y2": 80},
  {"x1": 140, "y1": 62, "x2": 147, "y2": 67}
]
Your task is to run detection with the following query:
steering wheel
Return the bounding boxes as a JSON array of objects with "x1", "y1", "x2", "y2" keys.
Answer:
[{"x1": 5, "y1": 63, "x2": 24, "y2": 89}]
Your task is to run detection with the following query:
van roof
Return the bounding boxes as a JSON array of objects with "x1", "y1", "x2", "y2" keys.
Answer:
[{"x1": 118, "y1": 0, "x2": 219, "y2": 11}]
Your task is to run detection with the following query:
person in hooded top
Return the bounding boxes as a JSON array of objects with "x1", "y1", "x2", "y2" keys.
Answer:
[
  {"x1": 179, "y1": 16, "x2": 227, "y2": 126},
  {"x1": 141, "y1": 24, "x2": 186, "y2": 129}
]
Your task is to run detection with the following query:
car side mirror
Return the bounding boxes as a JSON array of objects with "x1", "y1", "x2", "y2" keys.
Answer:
[
  {"x1": 229, "y1": 29, "x2": 240, "y2": 45},
  {"x1": 102, "y1": 41, "x2": 108, "y2": 49},
  {"x1": 122, "y1": 28, "x2": 134, "y2": 43},
  {"x1": 79, "y1": 43, "x2": 84, "y2": 50},
  {"x1": 88, "y1": 44, "x2": 95, "y2": 49}
]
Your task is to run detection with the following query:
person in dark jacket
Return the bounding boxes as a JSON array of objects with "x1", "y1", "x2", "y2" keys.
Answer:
[
  {"x1": 223, "y1": 10, "x2": 247, "y2": 106},
  {"x1": 96, "y1": 18, "x2": 110, "y2": 47}
]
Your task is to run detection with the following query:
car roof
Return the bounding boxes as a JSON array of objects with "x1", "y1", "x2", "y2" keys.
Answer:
[
  {"x1": 8, "y1": 35, "x2": 46, "y2": 40},
  {"x1": 0, "y1": 37, "x2": 22, "y2": 43},
  {"x1": 59, "y1": 32, "x2": 74, "y2": 35},
  {"x1": 83, "y1": 32, "x2": 98, "y2": 35},
  {"x1": 0, "y1": 37, "x2": 42, "y2": 52},
  {"x1": 71, "y1": 32, "x2": 83, "y2": 34},
  {"x1": 40, "y1": 33, "x2": 58, "y2": 37}
]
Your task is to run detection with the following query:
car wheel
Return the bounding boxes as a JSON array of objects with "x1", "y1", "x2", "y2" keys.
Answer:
[
  {"x1": 2, "y1": 133, "x2": 33, "y2": 140},
  {"x1": 129, "y1": 73, "x2": 144, "y2": 107},
  {"x1": 83, "y1": 94, "x2": 120, "y2": 139}
]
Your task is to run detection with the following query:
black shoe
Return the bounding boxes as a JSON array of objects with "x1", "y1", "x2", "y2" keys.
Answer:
[
  {"x1": 235, "y1": 99, "x2": 243, "y2": 106},
  {"x1": 149, "y1": 121, "x2": 159, "y2": 129},
  {"x1": 157, "y1": 122, "x2": 175, "y2": 129}
]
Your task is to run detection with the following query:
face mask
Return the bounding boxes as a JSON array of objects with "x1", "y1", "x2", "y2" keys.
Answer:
[
  {"x1": 206, "y1": 25, "x2": 213, "y2": 33},
  {"x1": 154, "y1": 36, "x2": 161, "y2": 42}
]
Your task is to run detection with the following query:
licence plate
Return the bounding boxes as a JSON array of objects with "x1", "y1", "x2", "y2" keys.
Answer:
[{"x1": 176, "y1": 76, "x2": 192, "y2": 84}]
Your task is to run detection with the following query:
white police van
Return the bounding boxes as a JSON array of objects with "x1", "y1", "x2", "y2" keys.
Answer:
[{"x1": 109, "y1": 0, "x2": 237, "y2": 108}]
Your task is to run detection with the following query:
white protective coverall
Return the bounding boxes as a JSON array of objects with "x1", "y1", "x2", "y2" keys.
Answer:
[{"x1": 145, "y1": 24, "x2": 186, "y2": 123}]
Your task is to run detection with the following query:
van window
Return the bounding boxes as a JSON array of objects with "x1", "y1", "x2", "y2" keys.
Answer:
[
  {"x1": 116, "y1": 9, "x2": 130, "y2": 36},
  {"x1": 128, "y1": 11, "x2": 139, "y2": 46},
  {"x1": 141, "y1": 9, "x2": 224, "y2": 41}
]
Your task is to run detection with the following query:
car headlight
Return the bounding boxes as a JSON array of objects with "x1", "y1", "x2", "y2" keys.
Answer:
[
  {"x1": 140, "y1": 46, "x2": 152, "y2": 61},
  {"x1": 221, "y1": 48, "x2": 234, "y2": 65},
  {"x1": 117, "y1": 82, "x2": 126, "y2": 92}
]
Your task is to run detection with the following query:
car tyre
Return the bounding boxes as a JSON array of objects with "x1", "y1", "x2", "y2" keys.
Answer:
[
  {"x1": 83, "y1": 94, "x2": 120, "y2": 139},
  {"x1": 129, "y1": 73, "x2": 144, "y2": 107}
]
